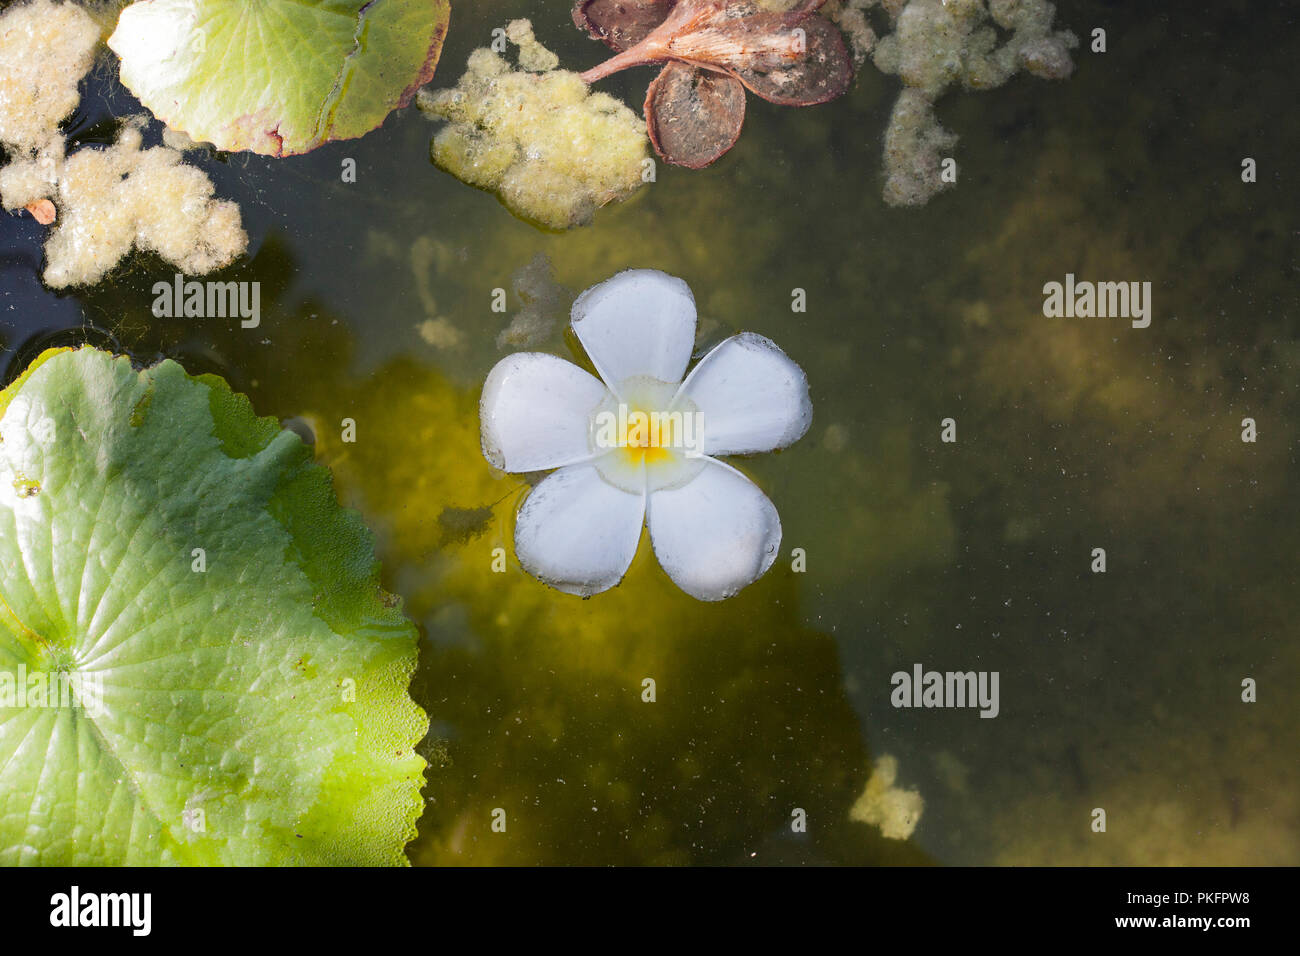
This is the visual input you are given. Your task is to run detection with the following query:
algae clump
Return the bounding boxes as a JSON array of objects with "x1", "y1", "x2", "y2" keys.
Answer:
[
  {"x1": 850, "y1": 755, "x2": 925, "y2": 840},
  {"x1": 416, "y1": 19, "x2": 650, "y2": 231},
  {"x1": 0, "y1": 0, "x2": 247, "y2": 288},
  {"x1": 0, "y1": 0, "x2": 100, "y2": 153},
  {"x1": 871, "y1": 0, "x2": 1078, "y2": 206},
  {"x1": 4, "y1": 120, "x2": 247, "y2": 289}
]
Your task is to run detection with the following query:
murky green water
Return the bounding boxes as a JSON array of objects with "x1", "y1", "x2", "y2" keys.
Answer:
[{"x1": 2, "y1": 0, "x2": 1296, "y2": 864}]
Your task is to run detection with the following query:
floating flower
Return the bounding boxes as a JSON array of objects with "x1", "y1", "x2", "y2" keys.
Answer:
[
  {"x1": 574, "y1": 0, "x2": 854, "y2": 168},
  {"x1": 481, "y1": 269, "x2": 812, "y2": 601}
]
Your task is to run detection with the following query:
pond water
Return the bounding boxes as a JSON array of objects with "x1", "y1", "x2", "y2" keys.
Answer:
[{"x1": 1, "y1": 0, "x2": 1296, "y2": 865}]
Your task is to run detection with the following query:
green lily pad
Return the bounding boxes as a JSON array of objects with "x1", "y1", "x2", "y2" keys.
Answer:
[
  {"x1": 108, "y1": 0, "x2": 452, "y2": 156},
  {"x1": 0, "y1": 348, "x2": 427, "y2": 865}
]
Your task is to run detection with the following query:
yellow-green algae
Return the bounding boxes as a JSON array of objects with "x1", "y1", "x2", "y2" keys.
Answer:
[
  {"x1": 416, "y1": 19, "x2": 650, "y2": 231},
  {"x1": 850, "y1": 754, "x2": 925, "y2": 840}
]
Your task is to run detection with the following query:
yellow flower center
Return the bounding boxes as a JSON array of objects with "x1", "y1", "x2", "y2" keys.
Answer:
[
  {"x1": 588, "y1": 378, "x2": 709, "y2": 494},
  {"x1": 616, "y1": 407, "x2": 679, "y2": 466}
]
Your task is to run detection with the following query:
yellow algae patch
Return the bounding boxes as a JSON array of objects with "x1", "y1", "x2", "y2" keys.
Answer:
[
  {"x1": 416, "y1": 19, "x2": 649, "y2": 231},
  {"x1": 850, "y1": 754, "x2": 925, "y2": 840}
]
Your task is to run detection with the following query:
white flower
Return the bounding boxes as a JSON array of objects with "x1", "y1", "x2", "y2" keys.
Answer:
[{"x1": 480, "y1": 269, "x2": 812, "y2": 601}]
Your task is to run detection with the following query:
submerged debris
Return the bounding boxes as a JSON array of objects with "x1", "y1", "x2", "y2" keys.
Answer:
[
  {"x1": 416, "y1": 19, "x2": 649, "y2": 230},
  {"x1": 418, "y1": 317, "x2": 463, "y2": 350},
  {"x1": 410, "y1": 234, "x2": 462, "y2": 348},
  {"x1": 497, "y1": 253, "x2": 571, "y2": 349},
  {"x1": 574, "y1": 0, "x2": 854, "y2": 168},
  {"x1": 0, "y1": 0, "x2": 247, "y2": 287},
  {"x1": 872, "y1": 0, "x2": 1078, "y2": 205},
  {"x1": 437, "y1": 504, "x2": 496, "y2": 547},
  {"x1": 849, "y1": 754, "x2": 925, "y2": 839}
]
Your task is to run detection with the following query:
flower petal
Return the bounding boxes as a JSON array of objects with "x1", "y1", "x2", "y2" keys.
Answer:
[
  {"x1": 571, "y1": 269, "x2": 697, "y2": 391},
  {"x1": 674, "y1": 331, "x2": 812, "y2": 455},
  {"x1": 481, "y1": 352, "x2": 610, "y2": 472},
  {"x1": 572, "y1": 0, "x2": 675, "y2": 53},
  {"x1": 647, "y1": 458, "x2": 781, "y2": 601},
  {"x1": 515, "y1": 461, "x2": 646, "y2": 596},
  {"x1": 646, "y1": 62, "x2": 746, "y2": 169}
]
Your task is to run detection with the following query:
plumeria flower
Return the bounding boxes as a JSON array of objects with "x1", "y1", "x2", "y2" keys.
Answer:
[{"x1": 481, "y1": 269, "x2": 812, "y2": 601}]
